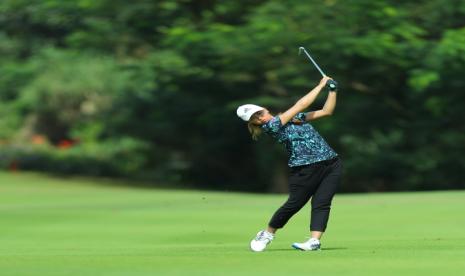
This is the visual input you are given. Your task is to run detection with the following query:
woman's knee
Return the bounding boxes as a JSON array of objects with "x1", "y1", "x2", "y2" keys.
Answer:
[{"x1": 283, "y1": 197, "x2": 309, "y2": 210}]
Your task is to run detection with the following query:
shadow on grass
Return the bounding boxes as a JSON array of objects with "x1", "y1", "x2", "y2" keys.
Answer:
[{"x1": 268, "y1": 247, "x2": 348, "y2": 252}]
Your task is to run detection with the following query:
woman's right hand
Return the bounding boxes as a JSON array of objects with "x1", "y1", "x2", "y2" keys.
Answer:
[{"x1": 319, "y1": 76, "x2": 332, "y2": 87}]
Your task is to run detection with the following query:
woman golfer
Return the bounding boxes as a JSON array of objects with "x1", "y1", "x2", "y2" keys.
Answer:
[{"x1": 236, "y1": 76, "x2": 342, "y2": 252}]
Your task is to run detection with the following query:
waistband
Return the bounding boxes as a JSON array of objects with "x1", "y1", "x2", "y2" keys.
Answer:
[
  {"x1": 290, "y1": 156, "x2": 340, "y2": 171},
  {"x1": 319, "y1": 156, "x2": 340, "y2": 166}
]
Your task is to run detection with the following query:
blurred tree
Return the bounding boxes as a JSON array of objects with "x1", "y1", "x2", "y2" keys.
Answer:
[{"x1": 0, "y1": 0, "x2": 463, "y2": 192}]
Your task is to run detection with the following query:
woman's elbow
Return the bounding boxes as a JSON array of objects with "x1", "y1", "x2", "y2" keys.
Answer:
[{"x1": 322, "y1": 109, "x2": 334, "y2": 116}]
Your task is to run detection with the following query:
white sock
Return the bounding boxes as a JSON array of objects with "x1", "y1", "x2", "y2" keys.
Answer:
[{"x1": 265, "y1": 230, "x2": 275, "y2": 236}]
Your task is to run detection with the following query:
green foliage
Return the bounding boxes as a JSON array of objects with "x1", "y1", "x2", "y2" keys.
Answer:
[
  {"x1": 0, "y1": 137, "x2": 149, "y2": 176},
  {"x1": 18, "y1": 49, "x2": 122, "y2": 124},
  {"x1": 0, "y1": 0, "x2": 464, "y2": 192}
]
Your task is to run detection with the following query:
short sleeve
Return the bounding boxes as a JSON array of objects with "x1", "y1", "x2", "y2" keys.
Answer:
[
  {"x1": 261, "y1": 116, "x2": 283, "y2": 135},
  {"x1": 294, "y1": 112, "x2": 308, "y2": 121}
]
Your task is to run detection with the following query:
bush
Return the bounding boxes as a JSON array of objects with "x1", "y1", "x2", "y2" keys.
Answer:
[{"x1": 0, "y1": 137, "x2": 149, "y2": 177}]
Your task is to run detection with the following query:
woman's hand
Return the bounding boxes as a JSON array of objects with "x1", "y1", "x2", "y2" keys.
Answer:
[
  {"x1": 277, "y1": 78, "x2": 329, "y2": 126},
  {"x1": 319, "y1": 76, "x2": 332, "y2": 87}
]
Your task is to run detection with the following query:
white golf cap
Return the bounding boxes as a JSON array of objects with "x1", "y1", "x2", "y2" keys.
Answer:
[{"x1": 236, "y1": 104, "x2": 264, "y2": 121}]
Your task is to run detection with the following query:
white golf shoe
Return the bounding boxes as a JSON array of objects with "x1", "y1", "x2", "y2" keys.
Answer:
[
  {"x1": 250, "y1": 230, "x2": 274, "y2": 252},
  {"x1": 292, "y1": 237, "x2": 321, "y2": 251}
]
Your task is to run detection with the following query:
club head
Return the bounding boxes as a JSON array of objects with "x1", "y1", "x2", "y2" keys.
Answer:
[{"x1": 298, "y1": 46, "x2": 305, "y2": 55}]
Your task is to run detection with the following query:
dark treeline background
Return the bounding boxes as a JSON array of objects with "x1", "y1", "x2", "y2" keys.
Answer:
[{"x1": 0, "y1": 0, "x2": 464, "y2": 193}]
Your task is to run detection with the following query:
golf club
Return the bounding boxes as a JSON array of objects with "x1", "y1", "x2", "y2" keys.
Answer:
[{"x1": 298, "y1": 46, "x2": 338, "y2": 91}]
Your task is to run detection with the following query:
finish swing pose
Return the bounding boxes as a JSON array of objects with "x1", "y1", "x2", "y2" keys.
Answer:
[{"x1": 236, "y1": 76, "x2": 342, "y2": 252}]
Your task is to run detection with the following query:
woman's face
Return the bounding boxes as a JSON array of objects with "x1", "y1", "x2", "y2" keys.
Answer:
[{"x1": 253, "y1": 109, "x2": 273, "y2": 125}]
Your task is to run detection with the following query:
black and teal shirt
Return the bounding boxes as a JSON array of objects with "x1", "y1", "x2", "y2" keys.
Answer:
[{"x1": 261, "y1": 112, "x2": 337, "y2": 167}]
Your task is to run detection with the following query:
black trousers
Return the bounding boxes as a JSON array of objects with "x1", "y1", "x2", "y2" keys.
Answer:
[{"x1": 268, "y1": 157, "x2": 342, "y2": 232}]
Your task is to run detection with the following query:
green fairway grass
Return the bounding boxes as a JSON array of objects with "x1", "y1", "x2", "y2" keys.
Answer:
[{"x1": 0, "y1": 172, "x2": 464, "y2": 276}]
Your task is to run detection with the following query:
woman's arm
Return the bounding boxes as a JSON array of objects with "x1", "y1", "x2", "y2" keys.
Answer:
[
  {"x1": 305, "y1": 90, "x2": 337, "y2": 121},
  {"x1": 278, "y1": 76, "x2": 331, "y2": 125}
]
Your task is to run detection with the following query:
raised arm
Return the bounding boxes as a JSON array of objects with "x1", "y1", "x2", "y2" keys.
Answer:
[
  {"x1": 305, "y1": 89, "x2": 337, "y2": 121},
  {"x1": 278, "y1": 76, "x2": 331, "y2": 125}
]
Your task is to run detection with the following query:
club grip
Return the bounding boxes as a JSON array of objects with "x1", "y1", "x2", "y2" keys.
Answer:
[{"x1": 326, "y1": 79, "x2": 338, "y2": 91}]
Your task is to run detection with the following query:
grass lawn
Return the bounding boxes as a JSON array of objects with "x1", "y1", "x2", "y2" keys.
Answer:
[{"x1": 0, "y1": 172, "x2": 464, "y2": 276}]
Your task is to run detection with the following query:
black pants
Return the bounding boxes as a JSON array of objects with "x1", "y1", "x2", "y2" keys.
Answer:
[{"x1": 268, "y1": 157, "x2": 342, "y2": 232}]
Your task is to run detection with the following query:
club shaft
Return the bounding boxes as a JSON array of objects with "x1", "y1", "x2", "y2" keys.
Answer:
[{"x1": 299, "y1": 47, "x2": 326, "y2": 77}]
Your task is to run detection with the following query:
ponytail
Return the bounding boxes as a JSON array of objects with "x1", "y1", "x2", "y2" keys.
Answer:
[
  {"x1": 248, "y1": 122, "x2": 262, "y2": 141},
  {"x1": 247, "y1": 112, "x2": 263, "y2": 141}
]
